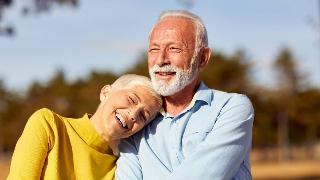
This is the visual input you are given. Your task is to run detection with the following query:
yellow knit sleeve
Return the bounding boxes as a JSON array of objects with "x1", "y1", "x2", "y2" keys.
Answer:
[{"x1": 7, "y1": 108, "x2": 55, "y2": 180}]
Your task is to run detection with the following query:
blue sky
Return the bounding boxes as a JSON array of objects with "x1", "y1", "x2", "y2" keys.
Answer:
[{"x1": 0, "y1": 0, "x2": 319, "y2": 90}]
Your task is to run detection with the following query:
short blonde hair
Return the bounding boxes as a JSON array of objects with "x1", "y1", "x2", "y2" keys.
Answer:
[{"x1": 111, "y1": 74, "x2": 162, "y2": 108}]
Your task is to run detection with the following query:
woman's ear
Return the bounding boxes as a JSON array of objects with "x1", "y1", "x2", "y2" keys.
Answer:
[{"x1": 100, "y1": 85, "x2": 112, "y2": 102}]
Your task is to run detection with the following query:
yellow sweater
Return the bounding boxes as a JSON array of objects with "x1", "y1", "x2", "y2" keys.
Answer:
[{"x1": 7, "y1": 108, "x2": 117, "y2": 180}]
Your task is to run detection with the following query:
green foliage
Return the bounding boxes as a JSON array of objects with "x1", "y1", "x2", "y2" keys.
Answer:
[
  {"x1": 0, "y1": 0, "x2": 79, "y2": 36},
  {"x1": 273, "y1": 48, "x2": 303, "y2": 93},
  {"x1": 200, "y1": 50, "x2": 250, "y2": 93},
  {"x1": 124, "y1": 53, "x2": 149, "y2": 76}
]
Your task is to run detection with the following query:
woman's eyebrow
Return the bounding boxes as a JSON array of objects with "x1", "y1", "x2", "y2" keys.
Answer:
[{"x1": 132, "y1": 92, "x2": 141, "y2": 102}]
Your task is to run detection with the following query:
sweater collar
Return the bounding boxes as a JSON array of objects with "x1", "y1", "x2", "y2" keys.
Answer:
[{"x1": 69, "y1": 114, "x2": 112, "y2": 154}]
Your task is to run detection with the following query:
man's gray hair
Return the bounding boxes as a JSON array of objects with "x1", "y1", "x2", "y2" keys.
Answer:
[
  {"x1": 152, "y1": 10, "x2": 208, "y2": 56},
  {"x1": 112, "y1": 74, "x2": 162, "y2": 106}
]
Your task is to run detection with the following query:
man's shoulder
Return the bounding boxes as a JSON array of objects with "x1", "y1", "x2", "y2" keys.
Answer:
[
  {"x1": 210, "y1": 89, "x2": 252, "y2": 105},
  {"x1": 209, "y1": 89, "x2": 254, "y2": 118},
  {"x1": 199, "y1": 82, "x2": 251, "y2": 104}
]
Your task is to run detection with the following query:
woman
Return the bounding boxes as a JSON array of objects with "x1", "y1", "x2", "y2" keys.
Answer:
[{"x1": 7, "y1": 74, "x2": 162, "y2": 180}]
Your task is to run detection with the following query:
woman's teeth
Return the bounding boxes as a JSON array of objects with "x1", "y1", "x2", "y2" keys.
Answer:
[{"x1": 116, "y1": 113, "x2": 127, "y2": 129}]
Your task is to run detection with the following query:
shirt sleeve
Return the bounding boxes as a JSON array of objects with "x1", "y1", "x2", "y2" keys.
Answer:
[
  {"x1": 166, "y1": 95, "x2": 254, "y2": 180},
  {"x1": 115, "y1": 136, "x2": 143, "y2": 180},
  {"x1": 7, "y1": 109, "x2": 54, "y2": 180}
]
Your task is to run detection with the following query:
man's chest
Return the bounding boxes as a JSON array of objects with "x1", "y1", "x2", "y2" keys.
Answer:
[{"x1": 138, "y1": 106, "x2": 219, "y2": 169}]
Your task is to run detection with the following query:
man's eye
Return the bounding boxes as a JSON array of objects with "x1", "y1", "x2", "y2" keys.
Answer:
[
  {"x1": 149, "y1": 48, "x2": 160, "y2": 52},
  {"x1": 169, "y1": 47, "x2": 181, "y2": 52}
]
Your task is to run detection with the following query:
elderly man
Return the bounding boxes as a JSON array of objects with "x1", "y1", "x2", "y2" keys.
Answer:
[{"x1": 116, "y1": 10, "x2": 254, "y2": 180}]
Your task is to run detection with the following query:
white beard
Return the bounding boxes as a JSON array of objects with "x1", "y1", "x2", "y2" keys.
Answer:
[{"x1": 149, "y1": 59, "x2": 199, "y2": 96}]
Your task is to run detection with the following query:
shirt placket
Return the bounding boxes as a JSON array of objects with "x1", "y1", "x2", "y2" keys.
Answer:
[
  {"x1": 170, "y1": 112, "x2": 191, "y2": 168},
  {"x1": 169, "y1": 115, "x2": 181, "y2": 168}
]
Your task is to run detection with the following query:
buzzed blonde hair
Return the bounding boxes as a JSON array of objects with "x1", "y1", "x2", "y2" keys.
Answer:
[{"x1": 111, "y1": 74, "x2": 162, "y2": 108}]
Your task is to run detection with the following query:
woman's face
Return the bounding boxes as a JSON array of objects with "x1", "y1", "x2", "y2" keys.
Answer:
[{"x1": 99, "y1": 85, "x2": 161, "y2": 140}]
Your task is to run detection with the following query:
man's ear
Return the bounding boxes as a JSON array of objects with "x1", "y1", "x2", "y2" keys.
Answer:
[
  {"x1": 100, "y1": 85, "x2": 112, "y2": 102},
  {"x1": 199, "y1": 47, "x2": 211, "y2": 70}
]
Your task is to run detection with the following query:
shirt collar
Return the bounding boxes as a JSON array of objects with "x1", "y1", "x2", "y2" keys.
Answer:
[
  {"x1": 192, "y1": 81, "x2": 212, "y2": 106},
  {"x1": 159, "y1": 82, "x2": 212, "y2": 117}
]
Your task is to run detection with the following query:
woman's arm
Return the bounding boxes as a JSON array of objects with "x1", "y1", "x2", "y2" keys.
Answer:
[{"x1": 7, "y1": 109, "x2": 54, "y2": 179}]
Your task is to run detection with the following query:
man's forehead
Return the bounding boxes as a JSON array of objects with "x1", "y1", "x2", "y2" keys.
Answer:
[
  {"x1": 150, "y1": 17, "x2": 196, "y2": 43},
  {"x1": 155, "y1": 17, "x2": 195, "y2": 30}
]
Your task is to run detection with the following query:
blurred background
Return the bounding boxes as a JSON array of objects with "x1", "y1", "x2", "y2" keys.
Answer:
[{"x1": 0, "y1": 0, "x2": 320, "y2": 179}]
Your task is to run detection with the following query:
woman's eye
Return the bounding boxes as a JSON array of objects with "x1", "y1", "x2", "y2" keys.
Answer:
[
  {"x1": 128, "y1": 96, "x2": 135, "y2": 104},
  {"x1": 140, "y1": 112, "x2": 147, "y2": 122}
]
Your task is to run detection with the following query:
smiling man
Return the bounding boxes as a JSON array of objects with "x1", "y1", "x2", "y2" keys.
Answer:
[{"x1": 116, "y1": 10, "x2": 254, "y2": 180}]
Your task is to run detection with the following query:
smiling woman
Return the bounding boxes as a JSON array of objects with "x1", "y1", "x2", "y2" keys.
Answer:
[
  {"x1": 91, "y1": 76, "x2": 162, "y2": 144},
  {"x1": 7, "y1": 74, "x2": 162, "y2": 180}
]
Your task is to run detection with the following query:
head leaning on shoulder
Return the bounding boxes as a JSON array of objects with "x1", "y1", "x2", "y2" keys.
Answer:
[
  {"x1": 91, "y1": 74, "x2": 162, "y2": 142},
  {"x1": 148, "y1": 10, "x2": 211, "y2": 96}
]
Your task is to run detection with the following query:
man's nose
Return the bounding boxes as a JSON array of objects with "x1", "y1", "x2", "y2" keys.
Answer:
[{"x1": 156, "y1": 49, "x2": 170, "y2": 67}]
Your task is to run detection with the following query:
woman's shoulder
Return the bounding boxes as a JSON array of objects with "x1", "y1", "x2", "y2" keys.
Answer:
[
  {"x1": 30, "y1": 108, "x2": 55, "y2": 121},
  {"x1": 27, "y1": 108, "x2": 64, "y2": 128}
]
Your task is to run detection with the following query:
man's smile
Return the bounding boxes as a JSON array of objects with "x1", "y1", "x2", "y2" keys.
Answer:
[
  {"x1": 155, "y1": 71, "x2": 176, "y2": 80},
  {"x1": 156, "y1": 72, "x2": 176, "y2": 76}
]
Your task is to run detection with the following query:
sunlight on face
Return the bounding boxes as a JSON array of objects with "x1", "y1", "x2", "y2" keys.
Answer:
[
  {"x1": 148, "y1": 17, "x2": 199, "y2": 96},
  {"x1": 101, "y1": 86, "x2": 161, "y2": 140}
]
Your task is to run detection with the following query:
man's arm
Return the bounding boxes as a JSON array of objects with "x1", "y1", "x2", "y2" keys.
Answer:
[
  {"x1": 167, "y1": 95, "x2": 254, "y2": 180},
  {"x1": 116, "y1": 136, "x2": 143, "y2": 180}
]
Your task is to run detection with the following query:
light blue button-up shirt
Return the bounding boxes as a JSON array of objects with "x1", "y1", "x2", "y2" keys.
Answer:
[{"x1": 116, "y1": 82, "x2": 254, "y2": 180}]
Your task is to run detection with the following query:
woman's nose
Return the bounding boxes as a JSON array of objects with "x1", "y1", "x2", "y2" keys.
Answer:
[{"x1": 128, "y1": 106, "x2": 141, "y2": 122}]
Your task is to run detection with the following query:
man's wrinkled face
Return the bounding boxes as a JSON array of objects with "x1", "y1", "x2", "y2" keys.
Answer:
[
  {"x1": 100, "y1": 86, "x2": 160, "y2": 140},
  {"x1": 148, "y1": 17, "x2": 199, "y2": 96}
]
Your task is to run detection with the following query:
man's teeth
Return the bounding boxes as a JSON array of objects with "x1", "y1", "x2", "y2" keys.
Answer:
[
  {"x1": 157, "y1": 72, "x2": 175, "y2": 75},
  {"x1": 116, "y1": 113, "x2": 127, "y2": 128}
]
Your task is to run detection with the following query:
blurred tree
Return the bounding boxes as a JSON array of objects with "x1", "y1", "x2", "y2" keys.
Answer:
[
  {"x1": 0, "y1": 0, "x2": 78, "y2": 37},
  {"x1": 1, "y1": 0, "x2": 195, "y2": 37},
  {"x1": 0, "y1": 80, "x2": 23, "y2": 152},
  {"x1": 274, "y1": 48, "x2": 303, "y2": 94},
  {"x1": 68, "y1": 70, "x2": 117, "y2": 116},
  {"x1": 250, "y1": 90, "x2": 279, "y2": 147},
  {"x1": 290, "y1": 89, "x2": 320, "y2": 143},
  {"x1": 124, "y1": 53, "x2": 149, "y2": 77},
  {"x1": 0, "y1": 80, "x2": 7, "y2": 153},
  {"x1": 24, "y1": 69, "x2": 117, "y2": 117},
  {"x1": 0, "y1": 0, "x2": 14, "y2": 36},
  {"x1": 200, "y1": 50, "x2": 251, "y2": 93},
  {"x1": 272, "y1": 48, "x2": 312, "y2": 160}
]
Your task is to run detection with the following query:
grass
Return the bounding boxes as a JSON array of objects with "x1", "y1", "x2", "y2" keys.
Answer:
[
  {"x1": 1, "y1": 155, "x2": 320, "y2": 180},
  {"x1": 252, "y1": 160, "x2": 320, "y2": 180}
]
